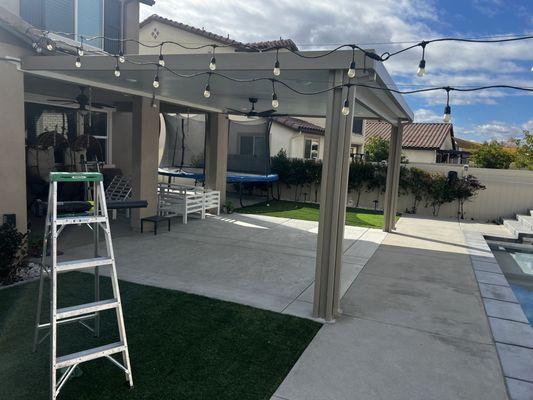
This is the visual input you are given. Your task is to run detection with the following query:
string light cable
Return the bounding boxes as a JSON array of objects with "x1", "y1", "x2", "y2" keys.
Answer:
[{"x1": 29, "y1": 29, "x2": 533, "y2": 119}]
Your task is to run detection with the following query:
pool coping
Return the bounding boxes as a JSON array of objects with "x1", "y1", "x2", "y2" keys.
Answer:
[{"x1": 463, "y1": 231, "x2": 533, "y2": 399}]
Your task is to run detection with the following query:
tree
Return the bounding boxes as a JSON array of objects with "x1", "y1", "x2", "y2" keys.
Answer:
[
  {"x1": 470, "y1": 141, "x2": 514, "y2": 169},
  {"x1": 425, "y1": 174, "x2": 455, "y2": 216},
  {"x1": 406, "y1": 167, "x2": 432, "y2": 213},
  {"x1": 365, "y1": 137, "x2": 390, "y2": 162},
  {"x1": 512, "y1": 130, "x2": 533, "y2": 170},
  {"x1": 453, "y1": 175, "x2": 486, "y2": 219},
  {"x1": 348, "y1": 161, "x2": 374, "y2": 207}
]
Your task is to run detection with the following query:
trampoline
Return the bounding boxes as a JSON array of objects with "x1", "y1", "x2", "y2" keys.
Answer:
[{"x1": 158, "y1": 113, "x2": 279, "y2": 206}]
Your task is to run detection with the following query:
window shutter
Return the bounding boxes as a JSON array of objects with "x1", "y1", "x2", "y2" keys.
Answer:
[{"x1": 104, "y1": 0, "x2": 122, "y2": 54}]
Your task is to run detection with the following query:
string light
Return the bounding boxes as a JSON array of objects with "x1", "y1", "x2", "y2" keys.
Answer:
[
  {"x1": 114, "y1": 57, "x2": 121, "y2": 77},
  {"x1": 347, "y1": 47, "x2": 356, "y2": 79},
  {"x1": 271, "y1": 81, "x2": 279, "y2": 109},
  {"x1": 158, "y1": 44, "x2": 165, "y2": 67},
  {"x1": 153, "y1": 66, "x2": 160, "y2": 88},
  {"x1": 75, "y1": 56, "x2": 81, "y2": 68},
  {"x1": 209, "y1": 45, "x2": 217, "y2": 71},
  {"x1": 443, "y1": 87, "x2": 451, "y2": 122},
  {"x1": 203, "y1": 73, "x2": 212, "y2": 98},
  {"x1": 118, "y1": 50, "x2": 125, "y2": 64},
  {"x1": 45, "y1": 39, "x2": 54, "y2": 52},
  {"x1": 341, "y1": 98, "x2": 350, "y2": 116},
  {"x1": 273, "y1": 48, "x2": 281, "y2": 76},
  {"x1": 417, "y1": 41, "x2": 427, "y2": 77}
]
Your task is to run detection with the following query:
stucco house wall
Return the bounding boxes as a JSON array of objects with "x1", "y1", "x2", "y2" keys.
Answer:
[{"x1": 403, "y1": 149, "x2": 436, "y2": 164}]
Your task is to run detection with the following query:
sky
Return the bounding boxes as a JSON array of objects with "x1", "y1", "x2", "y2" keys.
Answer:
[{"x1": 140, "y1": 0, "x2": 533, "y2": 142}]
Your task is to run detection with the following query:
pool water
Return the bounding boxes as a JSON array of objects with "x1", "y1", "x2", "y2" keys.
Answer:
[{"x1": 510, "y1": 283, "x2": 533, "y2": 326}]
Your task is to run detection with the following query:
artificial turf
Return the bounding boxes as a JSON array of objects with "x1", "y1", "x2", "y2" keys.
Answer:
[
  {"x1": 0, "y1": 273, "x2": 321, "y2": 400},
  {"x1": 238, "y1": 200, "x2": 396, "y2": 229}
]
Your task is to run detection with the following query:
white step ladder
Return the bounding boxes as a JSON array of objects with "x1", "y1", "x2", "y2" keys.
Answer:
[{"x1": 32, "y1": 172, "x2": 133, "y2": 399}]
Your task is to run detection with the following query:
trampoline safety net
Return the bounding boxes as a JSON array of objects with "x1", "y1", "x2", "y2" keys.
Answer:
[{"x1": 159, "y1": 114, "x2": 273, "y2": 176}]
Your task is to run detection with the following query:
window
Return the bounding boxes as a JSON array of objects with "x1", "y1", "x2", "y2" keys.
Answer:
[
  {"x1": 239, "y1": 135, "x2": 265, "y2": 157},
  {"x1": 304, "y1": 139, "x2": 319, "y2": 160},
  {"x1": 21, "y1": 0, "x2": 121, "y2": 51},
  {"x1": 352, "y1": 117, "x2": 364, "y2": 134}
]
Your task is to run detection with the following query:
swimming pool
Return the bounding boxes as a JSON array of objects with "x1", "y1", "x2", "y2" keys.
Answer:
[{"x1": 490, "y1": 244, "x2": 533, "y2": 326}]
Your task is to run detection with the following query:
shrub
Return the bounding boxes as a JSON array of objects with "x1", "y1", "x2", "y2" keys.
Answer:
[
  {"x1": 453, "y1": 175, "x2": 486, "y2": 219},
  {"x1": 348, "y1": 161, "x2": 374, "y2": 207},
  {"x1": 406, "y1": 168, "x2": 433, "y2": 213},
  {"x1": 0, "y1": 224, "x2": 27, "y2": 282},
  {"x1": 425, "y1": 174, "x2": 456, "y2": 216}
]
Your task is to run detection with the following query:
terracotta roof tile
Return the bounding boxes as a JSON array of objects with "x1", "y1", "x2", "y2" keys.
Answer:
[
  {"x1": 364, "y1": 121, "x2": 454, "y2": 150},
  {"x1": 273, "y1": 117, "x2": 325, "y2": 135},
  {"x1": 140, "y1": 15, "x2": 299, "y2": 52}
]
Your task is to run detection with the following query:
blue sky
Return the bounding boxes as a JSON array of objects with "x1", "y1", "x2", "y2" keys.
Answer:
[{"x1": 141, "y1": 0, "x2": 532, "y2": 141}]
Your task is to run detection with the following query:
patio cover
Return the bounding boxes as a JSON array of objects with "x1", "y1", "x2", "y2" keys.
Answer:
[
  {"x1": 20, "y1": 49, "x2": 413, "y2": 123},
  {"x1": 20, "y1": 49, "x2": 413, "y2": 322}
]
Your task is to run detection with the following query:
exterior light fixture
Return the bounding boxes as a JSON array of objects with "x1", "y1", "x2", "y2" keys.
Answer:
[
  {"x1": 348, "y1": 47, "x2": 356, "y2": 78},
  {"x1": 417, "y1": 42, "x2": 427, "y2": 77},
  {"x1": 203, "y1": 84, "x2": 211, "y2": 98},
  {"x1": 158, "y1": 54, "x2": 165, "y2": 67},
  {"x1": 443, "y1": 87, "x2": 452, "y2": 122},
  {"x1": 118, "y1": 50, "x2": 125, "y2": 64},
  {"x1": 153, "y1": 75, "x2": 160, "y2": 88},
  {"x1": 341, "y1": 98, "x2": 350, "y2": 116},
  {"x1": 273, "y1": 49, "x2": 281, "y2": 76},
  {"x1": 75, "y1": 56, "x2": 81, "y2": 68},
  {"x1": 272, "y1": 92, "x2": 279, "y2": 109}
]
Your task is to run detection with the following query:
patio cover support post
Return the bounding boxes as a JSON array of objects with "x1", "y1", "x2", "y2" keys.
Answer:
[
  {"x1": 131, "y1": 96, "x2": 160, "y2": 229},
  {"x1": 383, "y1": 122, "x2": 404, "y2": 232},
  {"x1": 313, "y1": 70, "x2": 353, "y2": 322},
  {"x1": 205, "y1": 112, "x2": 229, "y2": 206}
]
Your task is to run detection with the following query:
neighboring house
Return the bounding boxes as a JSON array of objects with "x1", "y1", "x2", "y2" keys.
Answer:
[
  {"x1": 139, "y1": 15, "x2": 364, "y2": 162},
  {"x1": 0, "y1": 0, "x2": 154, "y2": 232},
  {"x1": 363, "y1": 121, "x2": 468, "y2": 164}
]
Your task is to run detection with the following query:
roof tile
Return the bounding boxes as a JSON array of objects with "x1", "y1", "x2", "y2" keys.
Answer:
[{"x1": 364, "y1": 121, "x2": 454, "y2": 150}]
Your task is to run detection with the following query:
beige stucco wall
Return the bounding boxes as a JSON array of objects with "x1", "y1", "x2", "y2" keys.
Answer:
[
  {"x1": 0, "y1": 60, "x2": 27, "y2": 231},
  {"x1": 403, "y1": 149, "x2": 436, "y2": 163},
  {"x1": 139, "y1": 20, "x2": 236, "y2": 55}
]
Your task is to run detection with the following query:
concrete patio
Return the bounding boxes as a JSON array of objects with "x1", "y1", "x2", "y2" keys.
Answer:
[{"x1": 57, "y1": 212, "x2": 386, "y2": 317}]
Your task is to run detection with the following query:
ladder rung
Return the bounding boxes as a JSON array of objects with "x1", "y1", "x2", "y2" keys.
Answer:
[
  {"x1": 56, "y1": 342, "x2": 126, "y2": 369},
  {"x1": 56, "y1": 216, "x2": 107, "y2": 225},
  {"x1": 38, "y1": 314, "x2": 96, "y2": 329},
  {"x1": 57, "y1": 299, "x2": 119, "y2": 320},
  {"x1": 56, "y1": 257, "x2": 113, "y2": 272}
]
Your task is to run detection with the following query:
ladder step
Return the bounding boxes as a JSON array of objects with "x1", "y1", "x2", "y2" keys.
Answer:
[
  {"x1": 56, "y1": 342, "x2": 126, "y2": 369},
  {"x1": 57, "y1": 299, "x2": 119, "y2": 320},
  {"x1": 56, "y1": 215, "x2": 107, "y2": 225},
  {"x1": 56, "y1": 257, "x2": 113, "y2": 272}
]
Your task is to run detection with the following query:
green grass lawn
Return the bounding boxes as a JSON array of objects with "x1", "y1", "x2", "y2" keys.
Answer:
[
  {"x1": 238, "y1": 200, "x2": 396, "y2": 229},
  {"x1": 0, "y1": 273, "x2": 321, "y2": 400}
]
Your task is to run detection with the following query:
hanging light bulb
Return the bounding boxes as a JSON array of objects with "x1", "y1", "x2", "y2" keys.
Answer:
[
  {"x1": 77, "y1": 47, "x2": 84, "y2": 57},
  {"x1": 114, "y1": 65, "x2": 121, "y2": 77},
  {"x1": 273, "y1": 60, "x2": 281, "y2": 76},
  {"x1": 33, "y1": 43, "x2": 43, "y2": 54},
  {"x1": 158, "y1": 53, "x2": 165, "y2": 67},
  {"x1": 75, "y1": 56, "x2": 82, "y2": 68},
  {"x1": 153, "y1": 74, "x2": 160, "y2": 88},
  {"x1": 417, "y1": 59, "x2": 426, "y2": 77},
  {"x1": 341, "y1": 98, "x2": 350, "y2": 116},
  {"x1": 118, "y1": 50, "x2": 125, "y2": 64},
  {"x1": 348, "y1": 60, "x2": 356, "y2": 79},
  {"x1": 203, "y1": 84, "x2": 211, "y2": 98},
  {"x1": 209, "y1": 56, "x2": 216, "y2": 71},
  {"x1": 443, "y1": 105, "x2": 451, "y2": 122},
  {"x1": 271, "y1": 92, "x2": 279, "y2": 109},
  {"x1": 416, "y1": 42, "x2": 427, "y2": 77},
  {"x1": 45, "y1": 39, "x2": 54, "y2": 52}
]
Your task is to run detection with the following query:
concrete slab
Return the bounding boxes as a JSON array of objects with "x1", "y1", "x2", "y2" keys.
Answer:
[
  {"x1": 479, "y1": 283, "x2": 519, "y2": 303},
  {"x1": 274, "y1": 316, "x2": 507, "y2": 400},
  {"x1": 475, "y1": 270, "x2": 510, "y2": 287},
  {"x1": 506, "y1": 378, "x2": 533, "y2": 400},
  {"x1": 489, "y1": 318, "x2": 533, "y2": 348},
  {"x1": 496, "y1": 343, "x2": 533, "y2": 383},
  {"x1": 341, "y1": 272, "x2": 491, "y2": 343},
  {"x1": 483, "y1": 299, "x2": 529, "y2": 323}
]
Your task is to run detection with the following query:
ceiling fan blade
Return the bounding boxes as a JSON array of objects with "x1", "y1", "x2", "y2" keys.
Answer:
[
  {"x1": 225, "y1": 108, "x2": 247, "y2": 115},
  {"x1": 257, "y1": 110, "x2": 277, "y2": 117},
  {"x1": 47, "y1": 99, "x2": 75, "y2": 103},
  {"x1": 91, "y1": 102, "x2": 114, "y2": 109}
]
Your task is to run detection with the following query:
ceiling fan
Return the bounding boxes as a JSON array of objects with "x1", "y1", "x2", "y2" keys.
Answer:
[
  {"x1": 225, "y1": 97, "x2": 286, "y2": 118},
  {"x1": 47, "y1": 86, "x2": 112, "y2": 110}
]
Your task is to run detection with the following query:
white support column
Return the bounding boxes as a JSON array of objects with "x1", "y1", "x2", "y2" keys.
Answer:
[
  {"x1": 313, "y1": 70, "x2": 353, "y2": 322},
  {"x1": 205, "y1": 112, "x2": 229, "y2": 206},
  {"x1": 383, "y1": 122, "x2": 404, "y2": 232},
  {"x1": 131, "y1": 97, "x2": 160, "y2": 229}
]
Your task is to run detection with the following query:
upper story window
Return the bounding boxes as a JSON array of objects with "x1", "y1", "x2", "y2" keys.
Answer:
[
  {"x1": 304, "y1": 138, "x2": 319, "y2": 160},
  {"x1": 352, "y1": 117, "x2": 363, "y2": 135},
  {"x1": 20, "y1": 0, "x2": 122, "y2": 53}
]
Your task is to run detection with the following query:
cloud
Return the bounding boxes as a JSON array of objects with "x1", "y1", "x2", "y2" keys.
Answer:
[
  {"x1": 414, "y1": 108, "x2": 442, "y2": 122},
  {"x1": 462, "y1": 120, "x2": 530, "y2": 141}
]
